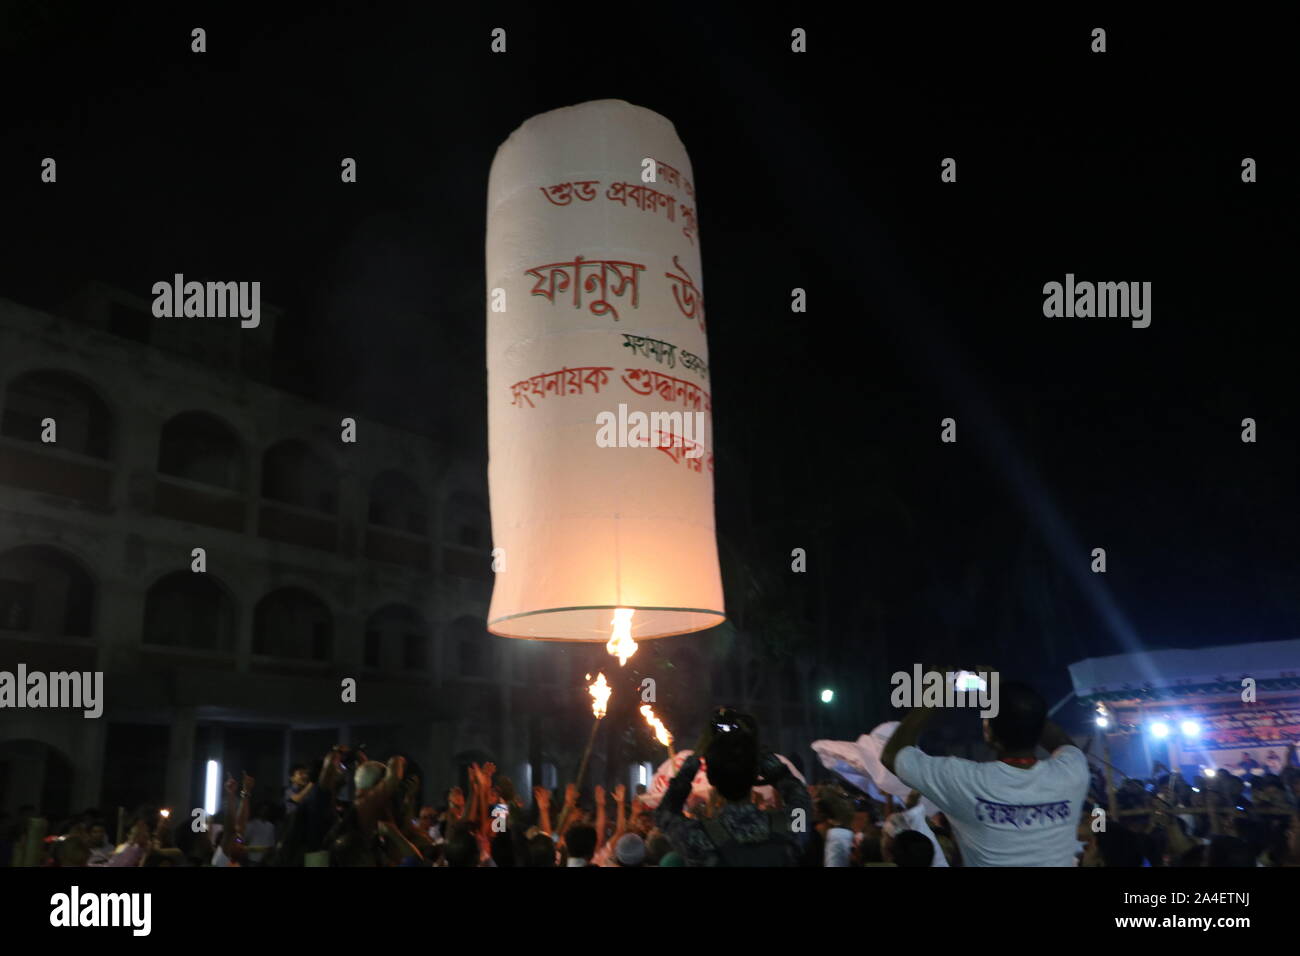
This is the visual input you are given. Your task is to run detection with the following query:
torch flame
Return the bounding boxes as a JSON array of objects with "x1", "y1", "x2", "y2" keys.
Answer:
[
  {"x1": 639, "y1": 704, "x2": 672, "y2": 748},
  {"x1": 606, "y1": 607, "x2": 637, "y2": 666},
  {"x1": 586, "y1": 672, "x2": 611, "y2": 719}
]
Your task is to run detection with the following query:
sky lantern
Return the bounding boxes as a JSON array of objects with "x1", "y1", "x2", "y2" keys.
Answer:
[{"x1": 486, "y1": 99, "x2": 724, "y2": 652}]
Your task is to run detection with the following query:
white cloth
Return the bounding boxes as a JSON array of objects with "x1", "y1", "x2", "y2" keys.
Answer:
[
  {"x1": 811, "y1": 739, "x2": 878, "y2": 796},
  {"x1": 813, "y1": 724, "x2": 939, "y2": 816},
  {"x1": 823, "y1": 826, "x2": 854, "y2": 867},
  {"x1": 882, "y1": 804, "x2": 948, "y2": 867},
  {"x1": 894, "y1": 745, "x2": 1089, "y2": 867}
]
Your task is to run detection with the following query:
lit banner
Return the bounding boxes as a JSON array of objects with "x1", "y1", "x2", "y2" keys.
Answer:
[{"x1": 1167, "y1": 700, "x2": 1300, "y2": 774}]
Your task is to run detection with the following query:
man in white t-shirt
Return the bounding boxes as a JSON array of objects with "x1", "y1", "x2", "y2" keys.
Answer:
[{"x1": 881, "y1": 680, "x2": 1088, "y2": 867}]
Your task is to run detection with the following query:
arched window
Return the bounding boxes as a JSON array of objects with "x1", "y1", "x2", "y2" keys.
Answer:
[
  {"x1": 368, "y1": 471, "x2": 427, "y2": 535},
  {"x1": 261, "y1": 440, "x2": 337, "y2": 514},
  {"x1": 143, "y1": 572, "x2": 236, "y2": 652},
  {"x1": 254, "y1": 588, "x2": 332, "y2": 661},
  {"x1": 158, "y1": 412, "x2": 243, "y2": 490},
  {"x1": 443, "y1": 491, "x2": 489, "y2": 549},
  {"x1": 446, "y1": 616, "x2": 490, "y2": 678},
  {"x1": 1, "y1": 370, "x2": 113, "y2": 459},
  {"x1": 0, "y1": 545, "x2": 94, "y2": 637},
  {"x1": 364, "y1": 604, "x2": 430, "y2": 671}
]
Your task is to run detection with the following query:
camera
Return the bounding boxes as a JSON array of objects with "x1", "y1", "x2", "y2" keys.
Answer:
[
  {"x1": 710, "y1": 707, "x2": 756, "y2": 737},
  {"x1": 334, "y1": 745, "x2": 367, "y2": 773}
]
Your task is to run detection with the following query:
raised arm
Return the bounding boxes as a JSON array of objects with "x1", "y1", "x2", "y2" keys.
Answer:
[
  {"x1": 236, "y1": 774, "x2": 254, "y2": 836},
  {"x1": 465, "y1": 763, "x2": 488, "y2": 841},
  {"x1": 611, "y1": 784, "x2": 628, "y2": 845},
  {"x1": 220, "y1": 777, "x2": 239, "y2": 856},
  {"x1": 481, "y1": 763, "x2": 504, "y2": 847},
  {"x1": 534, "y1": 786, "x2": 553, "y2": 835},
  {"x1": 376, "y1": 819, "x2": 423, "y2": 864},
  {"x1": 317, "y1": 748, "x2": 344, "y2": 796},
  {"x1": 762, "y1": 753, "x2": 811, "y2": 853},
  {"x1": 1038, "y1": 720, "x2": 1074, "y2": 754},
  {"x1": 557, "y1": 782, "x2": 579, "y2": 839},
  {"x1": 288, "y1": 780, "x2": 314, "y2": 805},
  {"x1": 881, "y1": 707, "x2": 937, "y2": 774},
  {"x1": 654, "y1": 753, "x2": 701, "y2": 851},
  {"x1": 356, "y1": 755, "x2": 406, "y2": 838},
  {"x1": 447, "y1": 786, "x2": 466, "y2": 825}
]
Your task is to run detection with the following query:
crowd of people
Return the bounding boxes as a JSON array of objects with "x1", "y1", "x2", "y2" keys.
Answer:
[{"x1": 6, "y1": 684, "x2": 1300, "y2": 867}]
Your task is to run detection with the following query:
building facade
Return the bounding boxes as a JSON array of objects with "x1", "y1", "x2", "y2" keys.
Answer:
[{"x1": 0, "y1": 283, "x2": 613, "y2": 822}]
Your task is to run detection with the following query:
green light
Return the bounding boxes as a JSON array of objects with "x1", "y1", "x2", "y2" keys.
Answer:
[{"x1": 820, "y1": 689, "x2": 834, "y2": 704}]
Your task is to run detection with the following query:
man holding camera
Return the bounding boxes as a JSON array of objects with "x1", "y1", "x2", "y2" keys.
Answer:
[
  {"x1": 655, "y1": 709, "x2": 811, "y2": 866},
  {"x1": 882, "y1": 680, "x2": 1089, "y2": 867}
]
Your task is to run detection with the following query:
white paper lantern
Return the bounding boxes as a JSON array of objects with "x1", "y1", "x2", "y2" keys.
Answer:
[{"x1": 485, "y1": 99, "x2": 724, "y2": 643}]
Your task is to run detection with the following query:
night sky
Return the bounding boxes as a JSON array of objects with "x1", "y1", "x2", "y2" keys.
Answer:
[{"x1": 3, "y1": 6, "x2": 1296, "y2": 718}]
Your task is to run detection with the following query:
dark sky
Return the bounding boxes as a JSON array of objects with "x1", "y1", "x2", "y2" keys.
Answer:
[{"x1": 3, "y1": 5, "x2": 1297, "y2": 707}]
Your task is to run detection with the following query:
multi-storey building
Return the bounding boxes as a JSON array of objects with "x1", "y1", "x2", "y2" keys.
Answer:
[{"x1": 0, "y1": 282, "x2": 611, "y2": 820}]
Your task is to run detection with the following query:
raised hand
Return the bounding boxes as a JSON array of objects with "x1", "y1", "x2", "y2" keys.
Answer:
[
  {"x1": 387, "y1": 755, "x2": 406, "y2": 781},
  {"x1": 564, "y1": 783, "x2": 578, "y2": 807},
  {"x1": 533, "y1": 785, "x2": 550, "y2": 808},
  {"x1": 757, "y1": 752, "x2": 790, "y2": 784},
  {"x1": 613, "y1": 783, "x2": 626, "y2": 806},
  {"x1": 401, "y1": 774, "x2": 420, "y2": 818},
  {"x1": 319, "y1": 749, "x2": 343, "y2": 789},
  {"x1": 677, "y1": 753, "x2": 702, "y2": 782}
]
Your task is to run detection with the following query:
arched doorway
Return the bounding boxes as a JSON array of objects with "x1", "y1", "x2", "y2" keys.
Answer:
[{"x1": 0, "y1": 738, "x2": 75, "y2": 821}]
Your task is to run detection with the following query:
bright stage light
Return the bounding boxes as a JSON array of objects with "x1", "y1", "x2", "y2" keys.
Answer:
[
  {"x1": 204, "y1": 759, "x2": 220, "y2": 816},
  {"x1": 1180, "y1": 719, "x2": 1200, "y2": 738},
  {"x1": 820, "y1": 689, "x2": 834, "y2": 704},
  {"x1": 1204, "y1": 768, "x2": 1217, "y2": 778},
  {"x1": 1095, "y1": 715, "x2": 1109, "y2": 728},
  {"x1": 1150, "y1": 721, "x2": 1170, "y2": 739}
]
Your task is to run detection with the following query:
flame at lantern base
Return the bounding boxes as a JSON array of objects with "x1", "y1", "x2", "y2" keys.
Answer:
[{"x1": 606, "y1": 607, "x2": 637, "y2": 666}]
